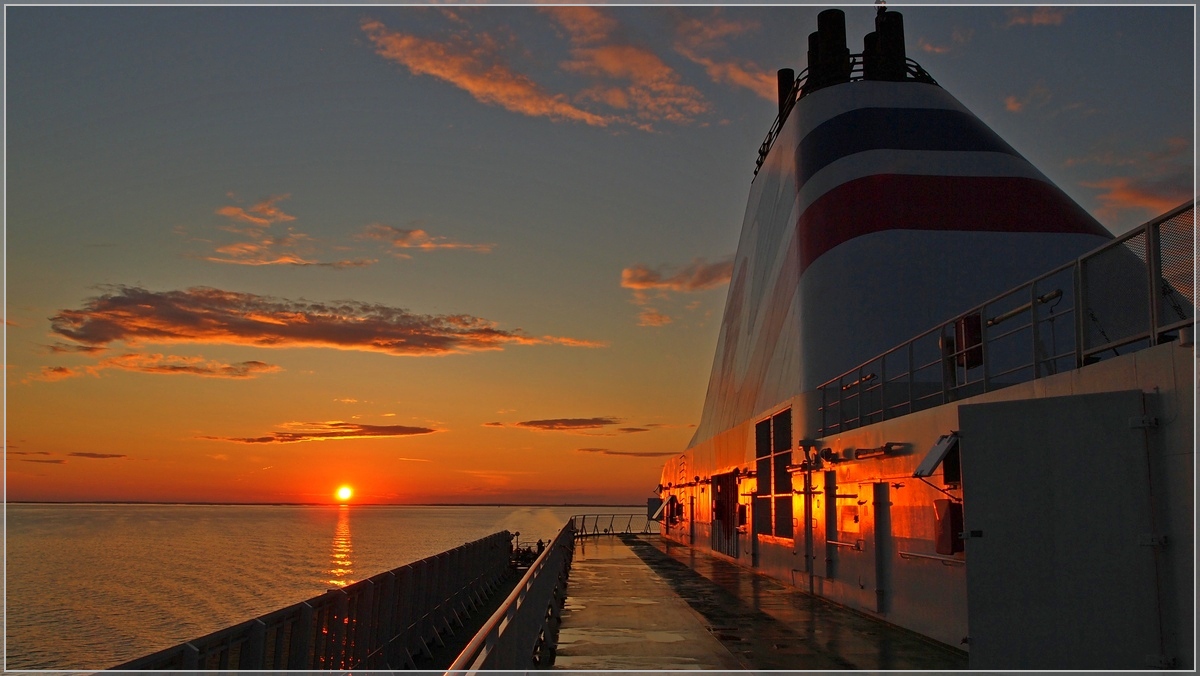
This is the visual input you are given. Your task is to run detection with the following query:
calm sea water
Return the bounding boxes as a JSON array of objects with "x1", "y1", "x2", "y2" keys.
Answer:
[{"x1": 5, "y1": 503, "x2": 596, "y2": 670}]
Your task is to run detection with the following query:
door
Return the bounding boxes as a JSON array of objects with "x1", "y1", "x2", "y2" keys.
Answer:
[
  {"x1": 960, "y1": 390, "x2": 1163, "y2": 669},
  {"x1": 711, "y1": 472, "x2": 739, "y2": 558}
]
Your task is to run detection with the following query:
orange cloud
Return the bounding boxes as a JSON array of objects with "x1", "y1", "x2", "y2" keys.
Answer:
[
  {"x1": 50, "y1": 286, "x2": 598, "y2": 357},
  {"x1": 216, "y1": 194, "x2": 296, "y2": 225},
  {"x1": 30, "y1": 353, "x2": 282, "y2": 382},
  {"x1": 358, "y1": 223, "x2": 494, "y2": 254},
  {"x1": 621, "y1": 256, "x2": 734, "y2": 293},
  {"x1": 576, "y1": 447, "x2": 677, "y2": 457},
  {"x1": 513, "y1": 417, "x2": 620, "y2": 431},
  {"x1": 543, "y1": 7, "x2": 710, "y2": 125},
  {"x1": 362, "y1": 19, "x2": 614, "y2": 127},
  {"x1": 562, "y1": 44, "x2": 709, "y2": 124},
  {"x1": 673, "y1": 13, "x2": 773, "y2": 101},
  {"x1": 1080, "y1": 176, "x2": 1192, "y2": 223},
  {"x1": 1003, "y1": 82, "x2": 1051, "y2": 114},
  {"x1": 204, "y1": 195, "x2": 373, "y2": 268},
  {"x1": 1005, "y1": 7, "x2": 1069, "y2": 27},
  {"x1": 919, "y1": 38, "x2": 951, "y2": 55},
  {"x1": 69, "y1": 452, "x2": 126, "y2": 459},
  {"x1": 542, "y1": 6, "x2": 617, "y2": 45},
  {"x1": 200, "y1": 421, "x2": 437, "y2": 444},
  {"x1": 637, "y1": 308, "x2": 673, "y2": 327}
]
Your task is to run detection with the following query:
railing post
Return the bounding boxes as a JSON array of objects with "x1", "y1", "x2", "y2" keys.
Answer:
[
  {"x1": 240, "y1": 619, "x2": 267, "y2": 669},
  {"x1": 1145, "y1": 220, "x2": 1162, "y2": 343},
  {"x1": 288, "y1": 602, "x2": 313, "y2": 670}
]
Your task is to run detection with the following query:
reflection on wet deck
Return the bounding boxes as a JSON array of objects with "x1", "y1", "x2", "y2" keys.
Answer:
[{"x1": 555, "y1": 534, "x2": 968, "y2": 670}]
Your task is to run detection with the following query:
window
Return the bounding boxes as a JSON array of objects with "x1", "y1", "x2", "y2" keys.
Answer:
[{"x1": 754, "y1": 409, "x2": 793, "y2": 538}]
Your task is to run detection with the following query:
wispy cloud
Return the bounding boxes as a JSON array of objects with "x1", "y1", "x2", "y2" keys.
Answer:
[
  {"x1": 363, "y1": 18, "x2": 615, "y2": 128},
  {"x1": 202, "y1": 194, "x2": 375, "y2": 268},
  {"x1": 68, "y1": 452, "x2": 126, "y2": 459},
  {"x1": 514, "y1": 417, "x2": 620, "y2": 431},
  {"x1": 672, "y1": 12, "x2": 774, "y2": 100},
  {"x1": 1069, "y1": 138, "x2": 1193, "y2": 224},
  {"x1": 918, "y1": 28, "x2": 973, "y2": 55},
  {"x1": 1080, "y1": 176, "x2": 1191, "y2": 223},
  {"x1": 1003, "y1": 81, "x2": 1051, "y2": 113},
  {"x1": 637, "y1": 308, "x2": 673, "y2": 327},
  {"x1": 1004, "y1": 7, "x2": 1070, "y2": 28},
  {"x1": 621, "y1": 256, "x2": 734, "y2": 294},
  {"x1": 46, "y1": 342, "x2": 106, "y2": 355},
  {"x1": 576, "y1": 447, "x2": 677, "y2": 457},
  {"x1": 28, "y1": 353, "x2": 281, "y2": 383},
  {"x1": 22, "y1": 458, "x2": 67, "y2": 464},
  {"x1": 547, "y1": 7, "x2": 710, "y2": 126},
  {"x1": 216, "y1": 194, "x2": 296, "y2": 226},
  {"x1": 50, "y1": 286, "x2": 602, "y2": 356},
  {"x1": 357, "y1": 223, "x2": 494, "y2": 256},
  {"x1": 200, "y1": 421, "x2": 438, "y2": 444},
  {"x1": 9, "y1": 451, "x2": 52, "y2": 456}
]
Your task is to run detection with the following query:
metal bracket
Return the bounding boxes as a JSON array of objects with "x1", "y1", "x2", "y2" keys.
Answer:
[{"x1": 1129, "y1": 415, "x2": 1159, "y2": 429}]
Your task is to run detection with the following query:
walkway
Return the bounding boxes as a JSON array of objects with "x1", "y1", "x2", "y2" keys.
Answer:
[{"x1": 554, "y1": 534, "x2": 968, "y2": 670}]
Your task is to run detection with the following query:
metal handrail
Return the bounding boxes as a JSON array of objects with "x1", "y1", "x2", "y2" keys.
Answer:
[
  {"x1": 110, "y1": 531, "x2": 514, "y2": 671},
  {"x1": 754, "y1": 55, "x2": 938, "y2": 177},
  {"x1": 446, "y1": 520, "x2": 576, "y2": 673},
  {"x1": 817, "y1": 201, "x2": 1195, "y2": 437},
  {"x1": 570, "y1": 512, "x2": 660, "y2": 538}
]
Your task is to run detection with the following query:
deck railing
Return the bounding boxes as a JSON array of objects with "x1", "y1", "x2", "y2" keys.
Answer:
[
  {"x1": 446, "y1": 520, "x2": 575, "y2": 672},
  {"x1": 570, "y1": 512, "x2": 660, "y2": 538},
  {"x1": 754, "y1": 55, "x2": 937, "y2": 177},
  {"x1": 817, "y1": 201, "x2": 1195, "y2": 437},
  {"x1": 110, "y1": 531, "x2": 514, "y2": 671}
]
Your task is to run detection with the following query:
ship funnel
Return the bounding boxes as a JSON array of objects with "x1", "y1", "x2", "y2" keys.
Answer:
[
  {"x1": 865, "y1": 10, "x2": 907, "y2": 81},
  {"x1": 807, "y1": 9, "x2": 851, "y2": 91},
  {"x1": 777, "y1": 68, "x2": 795, "y2": 115}
]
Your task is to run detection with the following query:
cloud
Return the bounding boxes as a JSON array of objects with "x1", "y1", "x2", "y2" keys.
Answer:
[
  {"x1": 216, "y1": 194, "x2": 296, "y2": 226},
  {"x1": 30, "y1": 353, "x2": 282, "y2": 382},
  {"x1": 576, "y1": 447, "x2": 677, "y2": 457},
  {"x1": 50, "y1": 286, "x2": 600, "y2": 357},
  {"x1": 358, "y1": 223, "x2": 494, "y2": 255},
  {"x1": 200, "y1": 421, "x2": 438, "y2": 444},
  {"x1": 362, "y1": 18, "x2": 615, "y2": 128},
  {"x1": 9, "y1": 451, "x2": 53, "y2": 456},
  {"x1": 396, "y1": 457, "x2": 431, "y2": 462},
  {"x1": 1003, "y1": 81, "x2": 1052, "y2": 114},
  {"x1": 544, "y1": 7, "x2": 711, "y2": 126},
  {"x1": 22, "y1": 458, "x2": 67, "y2": 464},
  {"x1": 512, "y1": 417, "x2": 621, "y2": 431},
  {"x1": 333, "y1": 398, "x2": 359, "y2": 404},
  {"x1": 68, "y1": 452, "x2": 126, "y2": 459},
  {"x1": 672, "y1": 13, "x2": 773, "y2": 100},
  {"x1": 1005, "y1": 7, "x2": 1069, "y2": 27},
  {"x1": 621, "y1": 256, "x2": 734, "y2": 294},
  {"x1": 1080, "y1": 176, "x2": 1192, "y2": 223},
  {"x1": 617, "y1": 427, "x2": 649, "y2": 434},
  {"x1": 47, "y1": 342, "x2": 106, "y2": 355},
  {"x1": 919, "y1": 38, "x2": 951, "y2": 55},
  {"x1": 918, "y1": 27, "x2": 973, "y2": 55},
  {"x1": 637, "y1": 308, "x2": 673, "y2": 327}
]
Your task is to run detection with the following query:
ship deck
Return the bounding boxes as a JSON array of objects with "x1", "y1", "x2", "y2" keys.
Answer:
[{"x1": 554, "y1": 534, "x2": 969, "y2": 670}]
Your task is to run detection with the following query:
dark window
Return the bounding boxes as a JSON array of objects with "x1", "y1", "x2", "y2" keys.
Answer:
[
  {"x1": 755, "y1": 419, "x2": 772, "y2": 458},
  {"x1": 754, "y1": 408, "x2": 794, "y2": 539},
  {"x1": 942, "y1": 444, "x2": 961, "y2": 485},
  {"x1": 774, "y1": 496, "x2": 793, "y2": 538}
]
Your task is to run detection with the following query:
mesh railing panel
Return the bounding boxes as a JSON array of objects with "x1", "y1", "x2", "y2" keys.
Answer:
[
  {"x1": 1156, "y1": 206, "x2": 1195, "y2": 329},
  {"x1": 1081, "y1": 231, "x2": 1151, "y2": 352}
]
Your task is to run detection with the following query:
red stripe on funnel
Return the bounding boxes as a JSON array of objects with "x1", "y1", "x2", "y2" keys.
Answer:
[{"x1": 798, "y1": 174, "x2": 1110, "y2": 272}]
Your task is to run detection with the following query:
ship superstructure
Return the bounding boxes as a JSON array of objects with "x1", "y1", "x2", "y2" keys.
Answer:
[{"x1": 657, "y1": 9, "x2": 1194, "y2": 669}]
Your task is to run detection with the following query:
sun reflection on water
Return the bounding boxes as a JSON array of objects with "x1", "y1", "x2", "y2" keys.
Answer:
[{"x1": 327, "y1": 505, "x2": 354, "y2": 587}]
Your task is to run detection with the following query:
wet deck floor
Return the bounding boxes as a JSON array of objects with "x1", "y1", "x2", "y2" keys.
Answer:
[{"x1": 554, "y1": 534, "x2": 968, "y2": 670}]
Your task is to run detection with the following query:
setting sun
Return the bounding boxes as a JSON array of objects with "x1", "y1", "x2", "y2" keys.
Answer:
[{"x1": 336, "y1": 486, "x2": 353, "y2": 502}]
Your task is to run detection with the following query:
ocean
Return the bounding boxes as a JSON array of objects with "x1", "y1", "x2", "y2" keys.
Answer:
[{"x1": 4, "y1": 503, "x2": 601, "y2": 670}]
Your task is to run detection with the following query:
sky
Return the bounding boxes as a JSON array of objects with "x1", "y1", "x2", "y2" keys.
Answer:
[{"x1": 4, "y1": 4, "x2": 1195, "y2": 504}]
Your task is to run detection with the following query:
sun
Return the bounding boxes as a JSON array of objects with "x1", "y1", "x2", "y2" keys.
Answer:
[{"x1": 336, "y1": 486, "x2": 353, "y2": 502}]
